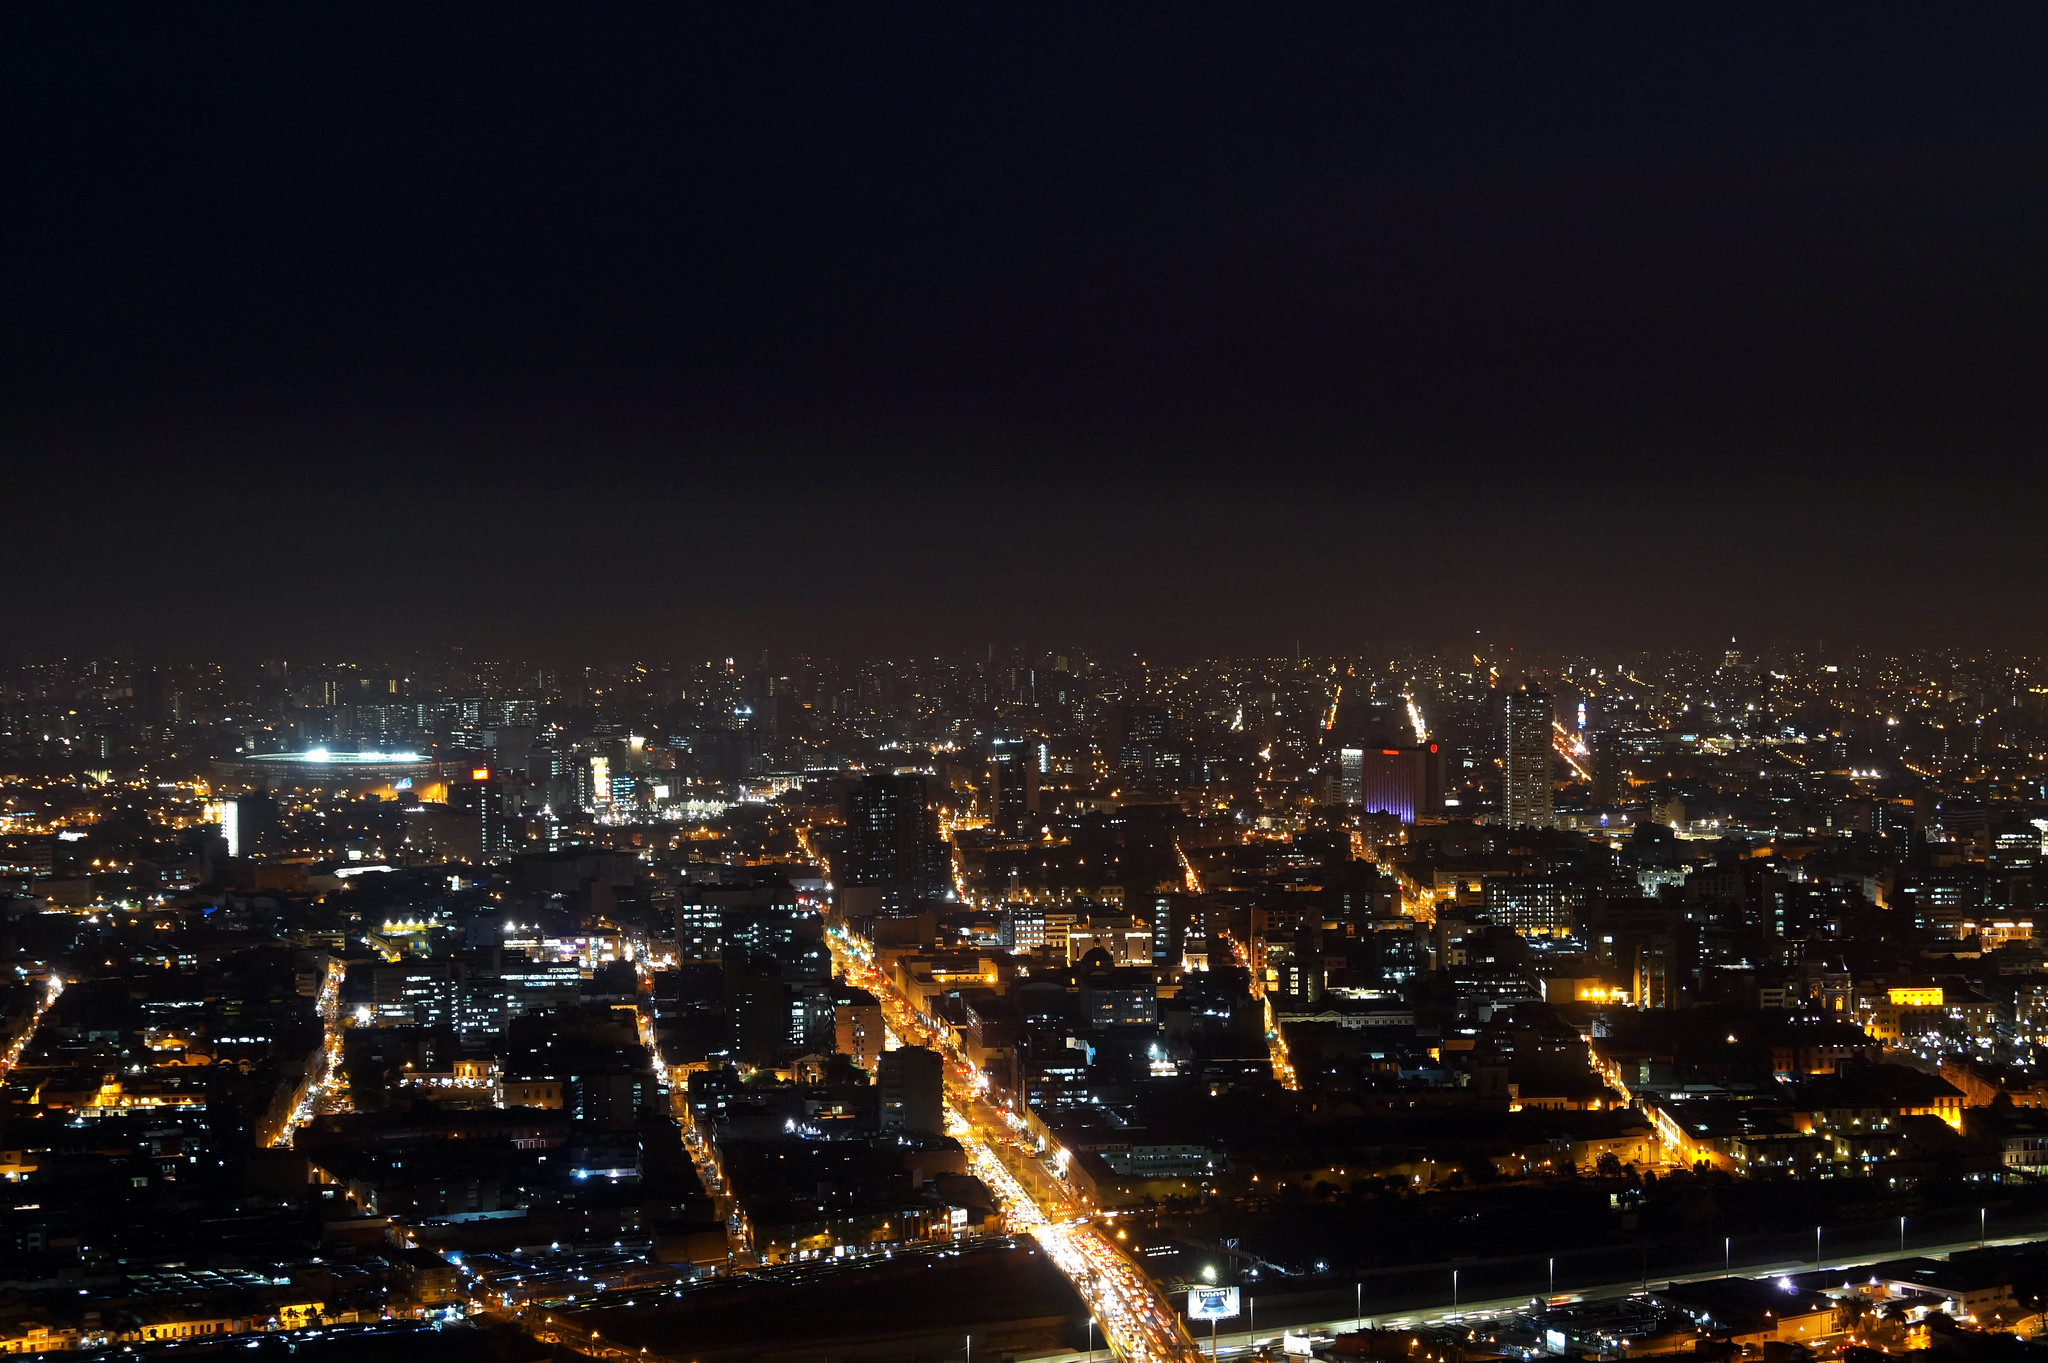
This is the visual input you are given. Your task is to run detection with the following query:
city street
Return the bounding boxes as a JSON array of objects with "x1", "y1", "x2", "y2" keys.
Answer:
[{"x1": 829, "y1": 924, "x2": 1208, "y2": 1363}]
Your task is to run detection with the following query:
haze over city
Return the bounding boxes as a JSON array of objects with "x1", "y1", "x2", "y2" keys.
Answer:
[{"x1": 6, "y1": 9, "x2": 2048, "y2": 1363}]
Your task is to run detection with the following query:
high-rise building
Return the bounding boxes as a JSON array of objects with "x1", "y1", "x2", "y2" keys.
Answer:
[
  {"x1": 720, "y1": 895, "x2": 823, "y2": 976},
  {"x1": 1502, "y1": 683, "x2": 1555, "y2": 829},
  {"x1": 231, "y1": 793, "x2": 279, "y2": 858},
  {"x1": 989, "y1": 735, "x2": 1040, "y2": 833},
  {"x1": 1483, "y1": 877, "x2": 1581, "y2": 935},
  {"x1": 1147, "y1": 892, "x2": 1190, "y2": 969},
  {"x1": 212, "y1": 799, "x2": 241, "y2": 859},
  {"x1": 446, "y1": 769, "x2": 514, "y2": 862},
  {"x1": 1338, "y1": 746, "x2": 1365, "y2": 805},
  {"x1": 577, "y1": 754, "x2": 611, "y2": 813},
  {"x1": 1589, "y1": 730, "x2": 1627, "y2": 807},
  {"x1": 1342, "y1": 743, "x2": 1445, "y2": 823},
  {"x1": 669, "y1": 895, "x2": 724, "y2": 961},
  {"x1": 844, "y1": 772, "x2": 950, "y2": 911},
  {"x1": 877, "y1": 1045, "x2": 945, "y2": 1135},
  {"x1": 1271, "y1": 941, "x2": 1323, "y2": 1008},
  {"x1": 832, "y1": 983, "x2": 884, "y2": 1071},
  {"x1": 789, "y1": 982, "x2": 835, "y2": 1057},
  {"x1": 1115, "y1": 704, "x2": 1170, "y2": 779}
]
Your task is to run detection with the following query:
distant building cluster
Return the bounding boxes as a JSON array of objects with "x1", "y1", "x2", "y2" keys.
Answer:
[{"x1": 1, "y1": 644, "x2": 2048, "y2": 1356}]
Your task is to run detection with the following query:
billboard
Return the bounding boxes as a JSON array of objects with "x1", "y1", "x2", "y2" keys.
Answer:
[{"x1": 1188, "y1": 1287, "x2": 1240, "y2": 1321}]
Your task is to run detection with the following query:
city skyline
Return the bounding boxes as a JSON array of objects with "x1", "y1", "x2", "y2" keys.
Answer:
[
  {"x1": 9, "y1": 7, "x2": 2048, "y2": 1362},
  {"x1": 5, "y1": 639, "x2": 2048, "y2": 1359}
]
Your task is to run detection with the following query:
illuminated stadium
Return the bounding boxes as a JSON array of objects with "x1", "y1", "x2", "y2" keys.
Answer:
[{"x1": 211, "y1": 749, "x2": 442, "y2": 796}]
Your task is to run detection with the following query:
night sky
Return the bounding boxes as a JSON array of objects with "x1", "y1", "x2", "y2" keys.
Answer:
[{"x1": 6, "y1": 7, "x2": 2048, "y2": 658}]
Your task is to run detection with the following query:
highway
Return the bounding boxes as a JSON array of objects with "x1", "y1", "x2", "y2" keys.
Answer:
[
  {"x1": 1019, "y1": 1229, "x2": 2048, "y2": 1363},
  {"x1": 828, "y1": 924, "x2": 1207, "y2": 1363}
]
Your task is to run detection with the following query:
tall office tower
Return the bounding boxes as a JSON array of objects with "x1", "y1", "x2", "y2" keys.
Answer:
[
  {"x1": 721, "y1": 895, "x2": 826, "y2": 980},
  {"x1": 1589, "y1": 730, "x2": 1627, "y2": 807},
  {"x1": 1337, "y1": 746, "x2": 1366, "y2": 805},
  {"x1": 844, "y1": 772, "x2": 951, "y2": 911},
  {"x1": 1115, "y1": 704, "x2": 1170, "y2": 778},
  {"x1": 989, "y1": 735, "x2": 1040, "y2": 834},
  {"x1": 577, "y1": 754, "x2": 611, "y2": 813},
  {"x1": 447, "y1": 768, "x2": 514, "y2": 862},
  {"x1": 1502, "y1": 683, "x2": 1555, "y2": 829},
  {"x1": 232, "y1": 793, "x2": 279, "y2": 858},
  {"x1": 1147, "y1": 893, "x2": 1175, "y2": 968}
]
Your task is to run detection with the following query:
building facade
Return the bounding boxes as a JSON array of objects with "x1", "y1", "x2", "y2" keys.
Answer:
[{"x1": 1502, "y1": 683, "x2": 1555, "y2": 830}]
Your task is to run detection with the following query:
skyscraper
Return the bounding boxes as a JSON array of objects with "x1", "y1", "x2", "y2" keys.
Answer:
[
  {"x1": 446, "y1": 768, "x2": 514, "y2": 862},
  {"x1": 1115, "y1": 704, "x2": 1170, "y2": 780},
  {"x1": 989, "y1": 735, "x2": 1040, "y2": 834},
  {"x1": 844, "y1": 771, "x2": 951, "y2": 911},
  {"x1": 1502, "y1": 683, "x2": 1555, "y2": 829},
  {"x1": 1589, "y1": 729, "x2": 1627, "y2": 807}
]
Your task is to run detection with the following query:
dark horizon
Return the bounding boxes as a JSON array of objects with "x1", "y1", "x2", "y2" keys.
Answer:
[{"x1": 7, "y1": 7, "x2": 2048, "y2": 656}]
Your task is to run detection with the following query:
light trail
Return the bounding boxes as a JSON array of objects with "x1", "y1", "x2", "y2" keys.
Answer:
[
  {"x1": 1403, "y1": 691, "x2": 1426, "y2": 744},
  {"x1": 1173, "y1": 841, "x2": 1203, "y2": 895},
  {"x1": 274, "y1": 956, "x2": 347, "y2": 1146},
  {"x1": 635, "y1": 969, "x2": 751, "y2": 1266},
  {"x1": 826, "y1": 923, "x2": 1205, "y2": 1363},
  {"x1": 1551, "y1": 719, "x2": 1593, "y2": 782},
  {"x1": 1222, "y1": 933, "x2": 1297, "y2": 1091},
  {"x1": 0, "y1": 972, "x2": 63, "y2": 1084}
]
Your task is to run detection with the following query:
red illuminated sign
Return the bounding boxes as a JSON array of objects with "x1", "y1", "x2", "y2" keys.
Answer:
[{"x1": 471, "y1": 767, "x2": 490, "y2": 781}]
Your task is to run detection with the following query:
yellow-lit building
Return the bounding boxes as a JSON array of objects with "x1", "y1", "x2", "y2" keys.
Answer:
[
  {"x1": 132, "y1": 1312, "x2": 238, "y2": 1343},
  {"x1": 500, "y1": 1078, "x2": 563, "y2": 1109}
]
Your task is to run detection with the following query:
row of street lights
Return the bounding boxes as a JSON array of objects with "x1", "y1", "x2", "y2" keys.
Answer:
[
  {"x1": 1340, "y1": 1206, "x2": 2003, "y2": 1338},
  {"x1": 1056, "y1": 1206, "x2": 2008, "y2": 1363}
]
